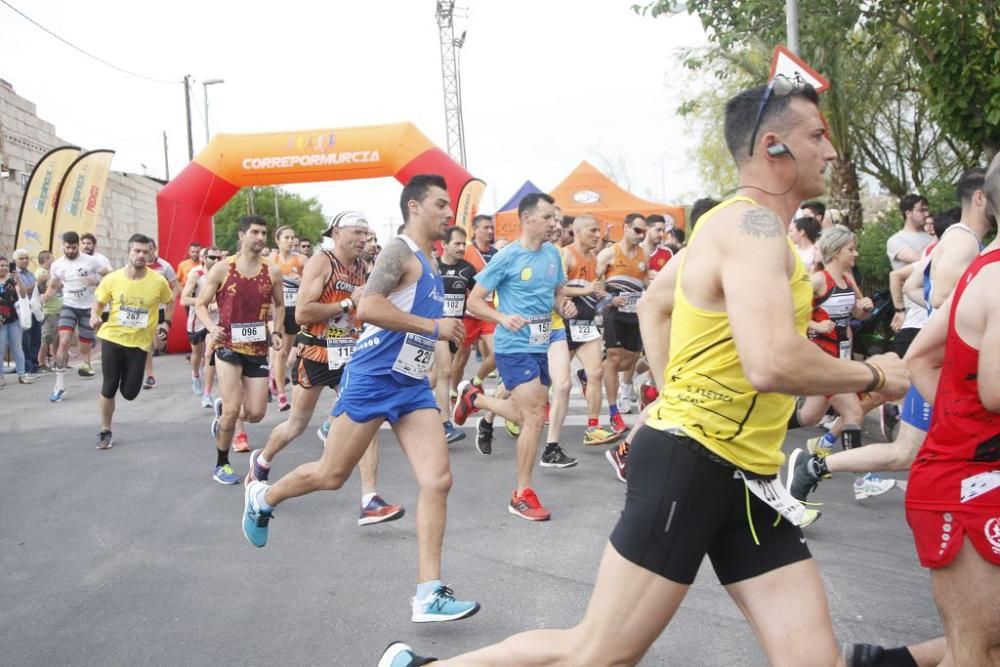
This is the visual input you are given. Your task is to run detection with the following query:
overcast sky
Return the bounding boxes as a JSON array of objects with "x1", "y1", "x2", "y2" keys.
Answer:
[{"x1": 1, "y1": 0, "x2": 711, "y2": 243}]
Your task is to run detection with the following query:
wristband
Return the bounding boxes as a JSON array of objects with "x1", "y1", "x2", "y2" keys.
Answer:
[
  {"x1": 433, "y1": 320, "x2": 439, "y2": 339},
  {"x1": 861, "y1": 361, "x2": 885, "y2": 393},
  {"x1": 163, "y1": 319, "x2": 172, "y2": 325}
]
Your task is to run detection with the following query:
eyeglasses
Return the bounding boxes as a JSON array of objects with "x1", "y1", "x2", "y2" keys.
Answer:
[{"x1": 748, "y1": 74, "x2": 798, "y2": 157}]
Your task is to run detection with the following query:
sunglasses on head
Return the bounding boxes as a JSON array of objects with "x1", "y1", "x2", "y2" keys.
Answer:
[{"x1": 748, "y1": 74, "x2": 799, "y2": 157}]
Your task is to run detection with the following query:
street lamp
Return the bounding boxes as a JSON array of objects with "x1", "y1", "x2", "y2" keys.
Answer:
[{"x1": 203, "y1": 78, "x2": 225, "y2": 144}]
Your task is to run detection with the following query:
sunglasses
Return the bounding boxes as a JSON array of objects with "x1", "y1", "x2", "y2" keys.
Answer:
[
  {"x1": 206, "y1": 255, "x2": 223, "y2": 260},
  {"x1": 748, "y1": 74, "x2": 798, "y2": 157}
]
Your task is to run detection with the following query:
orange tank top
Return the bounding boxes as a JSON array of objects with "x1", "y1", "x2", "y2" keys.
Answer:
[
  {"x1": 565, "y1": 245, "x2": 596, "y2": 283},
  {"x1": 298, "y1": 251, "x2": 368, "y2": 365}
]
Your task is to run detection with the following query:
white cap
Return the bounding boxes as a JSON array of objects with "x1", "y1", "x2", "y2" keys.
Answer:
[{"x1": 323, "y1": 210, "x2": 369, "y2": 236}]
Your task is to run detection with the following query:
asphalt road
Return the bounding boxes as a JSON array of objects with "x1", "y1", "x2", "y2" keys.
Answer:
[{"x1": 1, "y1": 354, "x2": 941, "y2": 666}]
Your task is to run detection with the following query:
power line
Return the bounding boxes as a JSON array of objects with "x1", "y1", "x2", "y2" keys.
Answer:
[{"x1": 0, "y1": 0, "x2": 180, "y2": 85}]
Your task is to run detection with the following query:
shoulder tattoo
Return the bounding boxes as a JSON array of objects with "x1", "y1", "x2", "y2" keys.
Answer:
[
  {"x1": 738, "y1": 208, "x2": 785, "y2": 239},
  {"x1": 366, "y1": 237, "x2": 413, "y2": 296}
]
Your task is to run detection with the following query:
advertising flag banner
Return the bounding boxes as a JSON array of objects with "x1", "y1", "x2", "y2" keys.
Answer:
[
  {"x1": 51, "y1": 149, "x2": 115, "y2": 252},
  {"x1": 14, "y1": 145, "x2": 81, "y2": 267}
]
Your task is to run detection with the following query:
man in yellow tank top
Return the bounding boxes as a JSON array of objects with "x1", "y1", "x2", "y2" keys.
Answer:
[{"x1": 381, "y1": 80, "x2": 909, "y2": 667}]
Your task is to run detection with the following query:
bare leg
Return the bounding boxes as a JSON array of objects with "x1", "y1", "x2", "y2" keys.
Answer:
[
  {"x1": 273, "y1": 333, "x2": 295, "y2": 398},
  {"x1": 511, "y1": 379, "x2": 547, "y2": 492},
  {"x1": 931, "y1": 538, "x2": 1000, "y2": 666},
  {"x1": 239, "y1": 375, "x2": 269, "y2": 423},
  {"x1": 98, "y1": 393, "x2": 114, "y2": 431},
  {"x1": 545, "y1": 339, "x2": 571, "y2": 444},
  {"x1": 474, "y1": 387, "x2": 522, "y2": 425},
  {"x1": 358, "y1": 435, "x2": 379, "y2": 497},
  {"x1": 451, "y1": 343, "x2": 473, "y2": 394},
  {"x1": 191, "y1": 340, "x2": 205, "y2": 379},
  {"x1": 144, "y1": 347, "x2": 153, "y2": 377},
  {"x1": 432, "y1": 340, "x2": 454, "y2": 420},
  {"x1": 603, "y1": 348, "x2": 624, "y2": 410},
  {"x1": 214, "y1": 359, "x2": 245, "y2": 452},
  {"x1": 824, "y1": 421, "x2": 926, "y2": 474},
  {"x1": 261, "y1": 383, "x2": 323, "y2": 462},
  {"x1": 473, "y1": 334, "x2": 495, "y2": 383},
  {"x1": 576, "y1": 339, "x2": 605, "y2": 421}
]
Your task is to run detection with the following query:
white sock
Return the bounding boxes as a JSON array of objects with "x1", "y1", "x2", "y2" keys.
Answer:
[
  {"x1": 361, "y1": 492, "x2": 377, "y2": 507},
  {"x1": 54, "y1": 371, "x2": 65, "y2": 390},
  {"x1": 258, "y1": 454, "x2": 271, "y2": 468}
]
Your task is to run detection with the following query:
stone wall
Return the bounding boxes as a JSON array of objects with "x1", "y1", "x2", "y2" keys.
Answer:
[{"x1": 0, "y1": 79, "x2": 162, "y2": 266}]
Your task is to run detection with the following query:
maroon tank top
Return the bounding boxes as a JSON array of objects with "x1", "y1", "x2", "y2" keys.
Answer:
[{"x1": 215, "y1": 257, "x2": 274, "y2": 357}]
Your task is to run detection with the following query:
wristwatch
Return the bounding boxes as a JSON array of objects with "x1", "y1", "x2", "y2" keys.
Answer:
[{"x1": 340, "y1": 298, "x2": 354, "y2": 312}]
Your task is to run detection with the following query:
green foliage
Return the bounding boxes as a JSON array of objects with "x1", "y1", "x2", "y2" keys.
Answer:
[
  {"x1": 854, "y1": 209, "x2": 900, "y2": 291},
  {"x1": 213, "y1": 187, "x2": 326, "y2": 253}
]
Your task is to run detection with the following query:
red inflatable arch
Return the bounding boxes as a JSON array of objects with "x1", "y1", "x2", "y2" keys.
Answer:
[{"x1": 156, "y1": 122, "x2": 485, "y2": 352}]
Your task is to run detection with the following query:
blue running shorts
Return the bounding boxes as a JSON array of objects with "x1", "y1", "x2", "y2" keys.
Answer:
[
  {"x1": 900, "y1": 385, "x2": 932, "y2": 432},
  {"x1": 495, "y1": 352, "x2": 550, "y2": 391},
  {"x1": 333, "y1": 370, "x2": 439, "y2": 424}
]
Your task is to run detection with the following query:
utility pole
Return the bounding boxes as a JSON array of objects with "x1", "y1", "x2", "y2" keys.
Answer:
[
  {"x1": 162, "y1": 131, "x2": 170, "y2": 180},
  {"x1": 786, "y1": 0, "x2": 799, "y2": 54},
  {"x1": 183, "y1": 74, "x2": 194, "y2": 161},
  {"x1": 435, "y1": 1, "x2": 467, "y2": 167}
]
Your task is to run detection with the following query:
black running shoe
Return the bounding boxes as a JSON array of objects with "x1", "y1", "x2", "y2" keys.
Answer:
[
  {"x1": 475, "y1": 416, "x2": 493, "y2": 455},
  {"x1": 539, "y1": 444, "x2": 578, "y2": 468},
  {"x1": 96, "y1": 430, "x2": 114, "y2": 450},
  {"x1": 879, "y1": 403, "x2": 900, "y2": 441},
  {"x1": 786, "y1": 448, "x2": 824, "y2": 502}
]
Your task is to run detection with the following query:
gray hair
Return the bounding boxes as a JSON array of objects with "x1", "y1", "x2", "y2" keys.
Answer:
[{"x1": 816, "y1": 224, "x2": 855, "y2": 265}]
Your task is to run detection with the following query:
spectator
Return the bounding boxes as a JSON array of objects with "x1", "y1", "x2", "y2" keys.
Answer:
[
  {"x1": 12, "y1": 249, "x2": 40, "y2": 374},
  {"x1": 0, "y1": 255, "x2": 32, "y2": 386},
  {"x1": 790, "y1": 215, "x2": 821, "y2": 270}
]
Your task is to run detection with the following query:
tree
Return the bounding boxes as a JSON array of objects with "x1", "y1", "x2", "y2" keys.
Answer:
[{"x1": 212, "y1": 187, "x2": 327, "y2": 253}]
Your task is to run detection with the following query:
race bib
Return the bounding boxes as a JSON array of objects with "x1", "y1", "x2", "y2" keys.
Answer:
[
  {"x1": 326, "y1": 337, "x2": 356, "y2": 370},
  {"x1": 568, "y1": 318, "x2": 600, "y2": 342},
  {"x1": 618, "y1": 292, "x2": 641, "y2": 314},
  {"x1": 735, "y1": 470, "x2": 806, "y2": 526},
  {"x1": 443, "y1": 293, "x2": 465, "y2": 317},
  {"x1": 283, "y1": 285, "x2": 298, "y2": 307},
  {"x1": 392, "y1": 333, "x2": 436, "y2": 379},
  {"x1": 118, "y1": 305, "x2": 149, "y2": 329},
  {"x1": 838, "y1": 340, "x2": 851, "y2": 360},
  {"x1": 527, "y1": 315, "x2": 551, "y2": 346},
  {"x1": 231, "y1": 321, "x2": 266, "y2": 343}
]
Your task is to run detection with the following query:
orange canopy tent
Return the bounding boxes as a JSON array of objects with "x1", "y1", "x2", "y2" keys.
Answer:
[{"x1": 494, "y1": 161, "x2": 685, "y2": 242}]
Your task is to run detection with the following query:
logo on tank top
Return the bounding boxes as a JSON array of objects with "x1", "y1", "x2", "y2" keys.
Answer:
[
  {"x1": 638, "y1": 262, "x2": 646, "y2": 272},
  {"x1": 986, "y1": 517, "x2": 1000, "y2": 555}
]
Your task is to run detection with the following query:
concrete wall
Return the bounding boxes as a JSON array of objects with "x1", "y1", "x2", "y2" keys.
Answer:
[{"x1": 0, "y1": 79, "x2": 162, "y2": 266}]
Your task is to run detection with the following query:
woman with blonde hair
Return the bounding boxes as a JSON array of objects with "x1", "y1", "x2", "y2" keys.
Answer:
[{"x1": 270, "y1": 225, "x2": 304, "y2": 414}]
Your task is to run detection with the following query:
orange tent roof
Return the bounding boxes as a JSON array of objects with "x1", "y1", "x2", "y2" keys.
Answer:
[{"x1": 494, "y1": 161, "x2": 685, "y2": 242}]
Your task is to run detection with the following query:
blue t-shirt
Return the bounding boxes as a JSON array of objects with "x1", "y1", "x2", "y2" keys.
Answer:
[{"x1": 475, "y1": 240, "x2": 565, "y2": 354}]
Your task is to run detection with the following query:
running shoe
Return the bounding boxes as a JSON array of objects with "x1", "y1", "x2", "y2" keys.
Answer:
[
  {"x1": 626, "y1": 383, "x2": 639, "y2": 406},
  {"x1": 213, "y1": 464, "x2": 239, "y2": 485},
  {"x1": 786, "y1": 448, "x2": 827, "y2": 502},
  {"x1": 316, "y1": 420, "x2": 331, "y2": 444},
  {"x1": 18, "y1": 375, "x2": 34, "y2": 384},
  {"x1": 278, "y1": 393, "x2": 290, "y2": 412},
  {"x1": 800, "y1": 507, "x2": 822, "y2": 528},
  {"x1": 609, "y1": 412, "x2": 628, "y2": 435},
  {"x1": 49, "y1": 388, "x2": 65, "y2": 403},
  {"x1": 411, "y1": 585, "x2": 480, "y2": 623},
  {"x1": 143, "y1": 375, "x2": 156, "y2": 390},
  {"x1": 617, "y1": 386, "x2": 632, "y2": 414},
  {"x1": 806, "y1": 435, "x2": 835, "y2": 459},
  {"x1": 576, "y1": 368, "x2": 588, "y2": 396},
  {"x1": 853, "y1": 473, "x2": 895, "y2": 500},
  {"x1": 509, "y1": 488, "x2": 551, "y2": 521},
  {"x1": 844, "y1": 643, "x2": 886, "y2": 667},
  {"x1": 233, "y1": 432, "x2": 251, "y2": 453},
  {"x1": 540, "y1": 443, "x2": 578, "y2": 468},
  {"x1": 247, "y1": 449, "x2": 269, "y2": 482},
  {"x1": 201, "y1": 394, "x2": 213, "y2": 409},
  {"x1": 639, "y1": 380, "x2": 659, "y2": 410},
  {"x1": 606, "y1": 441, "x2": 628, "y2": 483},
  {"x1": 211, "y1": 397, "x2": 224, "y2": 439},
  {"x1": 443, "y1": 420, "x2": 465, "y2": 444},
  {"x1": 358, "y1": 495, "x2": 406, "y2": 526},
  {"x1": 584, "y1": 424, "x2": 618, "y2": 446},
  {"x1": 192, "y1": 376, "x2": 203, "y2": 396},
  {"x1": 96, "y1": 430, "x2": 114, "y2": 450},
  {"x1": 37, "y1": 364, "x2": 52, "y2": 374},
  {"x1": 452, "y1": 380, "x2": 482, "y2": 426},
  {"x1": 378, "y1": 642, "x2": 436, "y2": 667},
  {"x1": 879, "y1": 403, "x2": 900, "y2": 441},
  {"x1": 449, "y1": 389, "x2": 458, "y2": 401},
  {"x1": 78, "y1": 363, "x2": 96, "y2": 378},
  {"x1": 475, "y1": 416, "x2": 493, "y2": 455},
  {"x1": 242, "y1": 480, "x2": 273, "y2": 547},
  {"x1": 504, "y1": 418, "x2": 521, "y2": 438}
]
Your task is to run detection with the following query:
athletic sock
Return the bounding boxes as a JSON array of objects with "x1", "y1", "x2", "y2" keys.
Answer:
[
  {"x1": 54, "y1": 368, "x2": 65, "y2": 390},
  {"x1": 878, "y1": 648, "x2": 918, "y2": 667},
  {"x1": 609, "y1": 404, "x2": 620, "y2": 418},
  {"x1": 361, "y1": 492, "x2": 377, "y2": 507},
  {"x1": 472, "y1": 376, "x2": 483, "y2": 388},
  {"x1": 545, "y1": 441, "x2": 558, "y2": 451},
  {"x1": 588, "y1": 418, "x2": 599, "y2": 427},
  {"x1": 216, "y1": 448, "x2": 229, "y2": 467},
  {"x1": 809, "y1": 456, "x2": 830, "y2": 478},
  {"x1": 254, "y1": 485, "x2": 273, "y2": 512},
  {"x1": 258, "y1": 454, "x2": 271, "y2": 468},
  {"x1": 841, "y1": 425, "x2": 862, "y2": 451},
  {"x1": 820, "y1": 431, "x2": 837, "y2": 448},
  {"x1": 416, "y1": 579, "x2": 442, "y2": 601}
]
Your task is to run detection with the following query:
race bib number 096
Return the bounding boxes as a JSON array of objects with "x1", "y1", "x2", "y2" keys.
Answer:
[{"x1": 231, "y1": 321, "x2": 266, "y2": 343}]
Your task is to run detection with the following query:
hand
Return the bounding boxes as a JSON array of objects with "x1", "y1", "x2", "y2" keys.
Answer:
[
  {"x1": 857, "y1": 297, "x2": 874, "y2": 312},
  {"x1": 436, "y1": 317, "x2": 465, "y2": 345},
  {"x1": 89, "y1": 315, "x2": 102, "y2": 329},
  {"x1": 270, "y1": 331, "x2": 283, "y2": 351},
  {"x1": 814, "y1": 319, "x2": 836, "y2": 334},
  {"x1": 561, "y1": 299, "x2": 578, "y2": 319},
  {"x1": 349, "y1": 285, "x2": 365, "y2": 305},
  {"x1": 611, "y1": 295, "x2": 627, "y2": 308},
  {"x1": 156, "y1": 323, "x2": 170, "y2": 341},
  {"x1": 866, "y1": 353, "x2": 909, "y2": 400},
  {"x1": 891, "y1": 312, "x2": 904, "y2": 333},
  {"x1": 209, "y1": 324, "x2": 225, "y2": 339},
  {"x1": 500, "y1": 314, "x2": 526, "y2": 332}
]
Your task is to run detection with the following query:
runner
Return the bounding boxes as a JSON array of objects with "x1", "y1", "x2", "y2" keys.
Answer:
[
  {"x1": 181, "y1": 246, "x2": 223, "y2": 406},
  {"x1": 144, "y1": 238, "x2": 180, "y2": 389},
  {"x1": 43, "y1": 231, "x2": 111, "y2": 401},
  {"x1": 34, "y1": 250, "x2": 59, "y2": 372},
  {"x1": 271, "y1": 225, "x2": 305, "y2": 412},
  {"x1": 432, "y1": 225, "x2": 476, "y2": 444},
  {"x1": 380, "y1": 78, "x2": 909, "y2": 667},
  {"x1": 90, "y1": 234, "x2": 174, "y2": 450},
  {"x1": 196, "y1": 215, "x2": 284, "y2": 485},
  {"x1": 642, "y1": 214, "x2": 673, "y2": 278},
  {"x1": 247, "y1": 210, "x2": 404, "y2": 527},
  {"x1": 451, "y1": 214, "x2": 497, "y2": 395},
  {"x1": 176, "y1": 242, "x2": 202, "y2": 288},
  {"x1": 242, "y1": 175, "x2": 479, "y2": 623},
  {"x1": 453, "y1": 192, "x2": 575, "y2": 521},
  {"x1": 597, "y1": 213, "x2": 649, "y2": 426}
]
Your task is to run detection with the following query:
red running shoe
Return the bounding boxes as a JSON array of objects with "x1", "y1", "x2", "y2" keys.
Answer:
[
  {"x1": 605, "y1": 441, "x2": 629, "y2": 483},
  {"x1": 508, "y1": 488, "x2": 551, "y2": 521},
  {"x1": 452, "y1": 380, "x2": 483, "y2": 426},
  {"x1": 233, "y1": 432, "x2": 251, "y2": 453},
  {"x1": 609, "y1": 412, "x2": 628, "y2": 435},
  {"x1": 640, "y1": 381, "x2": 659, "y2": 410}
]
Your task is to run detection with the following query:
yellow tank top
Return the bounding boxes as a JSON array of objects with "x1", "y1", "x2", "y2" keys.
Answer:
[{"x1": 646, "y1": 197, "x2": 812, "y2": 474}]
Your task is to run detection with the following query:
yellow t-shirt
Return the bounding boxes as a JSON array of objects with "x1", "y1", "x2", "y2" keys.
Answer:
[
  {"x1": 96, "y1": 268, "x2": 174, "y2": 352},
  {"x1": 646, "y1": 197, "x2": 813, "y2": 475}
]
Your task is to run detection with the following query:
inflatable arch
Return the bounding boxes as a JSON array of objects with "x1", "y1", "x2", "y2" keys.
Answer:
[{"x1": 156, "y1": 122, "x2": 485, "y2": 352}]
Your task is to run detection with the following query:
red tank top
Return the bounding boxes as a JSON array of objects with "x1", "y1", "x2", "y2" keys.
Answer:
[
  {"x1": 907, "y1": 249, "x2": 1000, "y2": 510},
  {"x1": 215, "y1": 257, "x2": 274, "y2": 357}
]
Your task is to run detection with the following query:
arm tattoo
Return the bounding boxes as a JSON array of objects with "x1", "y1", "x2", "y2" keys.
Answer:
[
  {"x1": 738, "y1": 208, "x2": 785, "y2": 239},
  {"x1": 366, "y1": 237, "x2": 413, "y2": 296}
]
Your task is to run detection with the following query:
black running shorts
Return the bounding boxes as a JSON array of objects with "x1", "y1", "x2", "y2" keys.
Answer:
[
  {"x1": 609, "y1": 427, "x2": 811, "y2": 585},
  {"x1": 100, "y1": 339, "x2": 147, "y2": 401},
  {"x1": 891, "y1": 327, "x2": 920, "y2": 358},
  {"x1": 211, "y1": 346, "x2": 269, "y2": 379},
  {"x1": 603, "y1": 310, "x2": 642, "y2": 353},
  {"x1": 294, "y1": 355, "x2": 344, "y2": 390},
  {"x1": 187, "y1": 329, "x2": 209, "y2": 345},
  {"x1": 283, "y1": 308, "x2": 299, "y2": 338}
]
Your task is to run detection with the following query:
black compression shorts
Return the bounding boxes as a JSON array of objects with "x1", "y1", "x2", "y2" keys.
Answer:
[
  {"x1": 100, "y1": 339, "x2": 147, "y2": 401},
  {"x1": 211, "y1": 347, "x2": 269, "y2": 379}
]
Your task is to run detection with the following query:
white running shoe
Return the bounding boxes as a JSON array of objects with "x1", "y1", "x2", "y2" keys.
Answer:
[{"x1": 853, "y1": 473, "x2": 896, "y2": 501}]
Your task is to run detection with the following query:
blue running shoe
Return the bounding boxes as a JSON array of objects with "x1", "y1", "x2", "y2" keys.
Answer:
[
  {"x1": 377, "y1": 642, "x2": 435, "y2": 667},
  {"x1": 242, "y1": 480, "x2": 273, "y2": 547},
  {"x1": 201, "y1": 393, "x2": 213, "y2": 409},
  {"x1": 411, "y1": 585, "x2": 480, "y2": 623},
  {"x1": 192, "y1": 376, "x2": 203, "y2": 396},
  {"x1": 443, "y1": 420, "x2": 465, "y2": 444},
  {"x1": 213, "y1": 464, "x2": 239, "y2": 485},
  {"x1": 49, "y1": 388, "x2": 65, "y2": 403},
  {"x1": 316, "y1": 420, "x2": 330, "y2": 444},
  {"x1": 247, "y1": 449, "x2": 269, "y2": 483}
]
